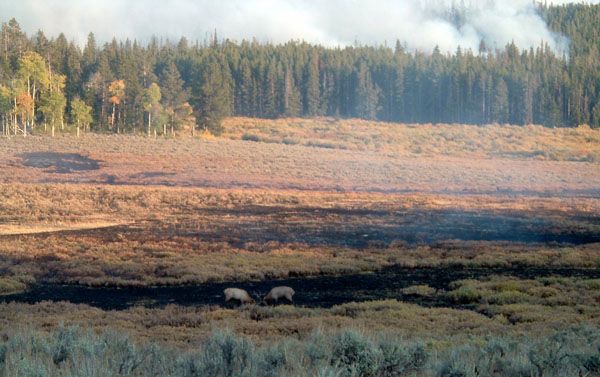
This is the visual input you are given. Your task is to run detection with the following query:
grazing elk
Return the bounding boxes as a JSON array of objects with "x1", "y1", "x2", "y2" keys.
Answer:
[
  {"x1": 263, "y1": 286, "x2": 295, "y2": 305},
  {"x1": 223, "y1": 288, "x2": 255, "y2": 306}
]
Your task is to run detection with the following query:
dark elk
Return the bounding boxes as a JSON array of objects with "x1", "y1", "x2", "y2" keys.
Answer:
[
  {"x1": 263, "y1": 286, "x2": 295, "y2": 305},
  {"x1": 223, "y1": 288, "x2": 255, "y2": 305}
]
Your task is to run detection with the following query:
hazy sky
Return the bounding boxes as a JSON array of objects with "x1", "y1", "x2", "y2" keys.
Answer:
[{"x1": 0, "y1": 0, "x2": 597, "y2": 53}]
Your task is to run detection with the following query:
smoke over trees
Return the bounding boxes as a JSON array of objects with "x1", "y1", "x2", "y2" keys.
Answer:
[{"x1": 0, "y1": 3, "x2": 599, "y2": 133}]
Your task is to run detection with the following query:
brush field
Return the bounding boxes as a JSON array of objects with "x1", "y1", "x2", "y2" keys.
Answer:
[{"x1": 0, "y1": 118, "x2": 598, "y2": 375}]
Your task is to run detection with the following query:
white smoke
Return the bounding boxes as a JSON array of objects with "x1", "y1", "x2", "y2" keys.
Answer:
[{"x1": 0, "y1": 0, "x2": 596, "y2": 53}]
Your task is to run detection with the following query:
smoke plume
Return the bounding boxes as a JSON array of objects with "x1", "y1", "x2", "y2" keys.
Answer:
[{"x1": 0, "y1": 0, "x2": 596, "y2": 53}]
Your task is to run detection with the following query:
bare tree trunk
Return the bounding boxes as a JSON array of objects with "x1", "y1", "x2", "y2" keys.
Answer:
[
  {"x1": 31, "y1": 81, "x2": 36, "y2": 129},
  {"x1": 147, "y1": 112, "x2": 151, "y2": 137},
  {"x1": 26, "y1": 78, "x2": 32, "y2": 129},
  {"x1": 163, "y1": 124, "x2": 166, "y2": 136},
  {"x1": 101, "y1": 95, "x2": 106, "y2": 129},
  {"x1": 111, "y1": 103, "x2": 116, "y2": 131},
  {"x1": 13, "y1": 98, "x2": 17, "y2": 136},
  {"x1": 77, "y1": 121, "x2": 80, "y2": 137}
]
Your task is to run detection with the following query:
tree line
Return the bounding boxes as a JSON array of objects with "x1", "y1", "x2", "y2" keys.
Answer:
[{"x1": 0, "y1": 3, "x2": 599, "y2": 136}]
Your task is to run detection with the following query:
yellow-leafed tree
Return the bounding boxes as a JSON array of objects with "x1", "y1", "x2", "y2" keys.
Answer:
[{"x1": 108, "y1": 79, "x2": 125, "y2": 131}]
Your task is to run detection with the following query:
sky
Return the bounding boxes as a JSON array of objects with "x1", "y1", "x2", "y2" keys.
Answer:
[{"x1": 0, "y1": 0, "x2": 598, "y2": 53}]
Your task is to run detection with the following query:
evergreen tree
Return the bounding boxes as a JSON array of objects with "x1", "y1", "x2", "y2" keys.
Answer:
[
  {"x1": 193, "y1": 58, "x2": 233, "y2": 134},
  {"x1": 159, "y1": 62, "x2": 188, "y2": 109},
  {"x1": 304, "y1": 52, "x2": 320, "y2": 116},
  {"x1": 354, "y1": 62, "x2": 380, "y2": 120}
]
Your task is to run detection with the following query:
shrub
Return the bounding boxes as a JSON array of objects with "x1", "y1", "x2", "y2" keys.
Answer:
[
  {"x1": 488, "y1": 290, "x2": 530, "y2": 305},
  {"x1": 257, "y1": 343, "x2": 291, "y2": 377},
  {"x1": 331, "y1": 330, "x2": 380, "y2": 376},
  {"x1": 401, "y1": 285, "x2": 437, "y2": 297},
  {"x1": 196, "y1": 331, "x2": 257, "y2": 377},
  {"x1": 2, "y1": 326, "x2": 600, "y2": 377},
  {"x1": 0, "y1": 278, "x2": 27, "y2": 295},
  {"x1": 377, "y1": 339, "x2": 428, "y2": 376},
  {"x1": 304, "y1": 331, "x2": 330, "y2": 366},
  {"x1": 52, "y1": 325, "x2": 77, "y2": 365},
  {"x1": 241, "y1": 133, "x2": 261, "y2": 142},
  {"x1": 447, "y1": 286, "x2": 482, "y2": 304}
]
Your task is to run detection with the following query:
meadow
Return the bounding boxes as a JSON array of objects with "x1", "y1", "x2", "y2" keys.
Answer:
[
  {"x1": 222, "y1": 117, "x2": 600, "y2": 162},
  {"x1": 0, "y1": 119, "x2": 599, "y2": 195},
  {"x1": 0, "y1": 118, "x2": 598, "y2": 376},
  {"x1": 0, "y1": 184, "x2": 597, "y2": 290}
]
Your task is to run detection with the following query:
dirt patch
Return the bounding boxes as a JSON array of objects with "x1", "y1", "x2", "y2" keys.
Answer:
[
  {"x1": 20, "y1": 152, "x2": 101, "y2": 174},
  {"x1": 0, "y1": 222, "x2": 128, "y2": 236}
]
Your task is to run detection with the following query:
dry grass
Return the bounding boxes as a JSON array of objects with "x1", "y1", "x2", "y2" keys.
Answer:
[
  {"x1": 0, "y1": 184, "x2": 597, "y2": 287},
  {"x1": 0, "y1": 221, "x2": 126, "y2": 236},
  {"x1": 0, "y1": 119, "x2": 597, "y2": 350},
  {"x1": 0, "y1": 299, "x2": 549, "y2": 347},
  {"x1": 0, "y1": 129, "x2": 598, "y2": 195},
  {"x1": 223, "y1": 117, "x2": 600, "y2": 161}
]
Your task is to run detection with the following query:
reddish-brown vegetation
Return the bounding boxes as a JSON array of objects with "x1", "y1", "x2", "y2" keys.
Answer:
[
  {"x1": 0, "y1": 120, "x2": 597, "y2": 348},
  {"x1": 0, "y1": 124, "x2": 598, "y2": 194},
  {"x1": 0, "y1": 184, "x2": 597, "y2": 287}
]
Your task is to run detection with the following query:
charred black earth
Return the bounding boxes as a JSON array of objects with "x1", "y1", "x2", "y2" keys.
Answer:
[{"x1": 4, "y1": 266, "x2": 600, "y2": 311}]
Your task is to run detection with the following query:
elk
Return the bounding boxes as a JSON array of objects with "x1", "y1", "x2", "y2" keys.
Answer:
[
  {"x1": 263, "y1": 286, "x2": 295, "y2": 305},
  {"x1": 223, "y1": 288, "x2": 255, "y2": 305}
]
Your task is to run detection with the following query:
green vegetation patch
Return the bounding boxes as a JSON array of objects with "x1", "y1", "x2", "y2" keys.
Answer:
[{"x1": 0, "y1": 277, "x2": 27, "y2": 295}]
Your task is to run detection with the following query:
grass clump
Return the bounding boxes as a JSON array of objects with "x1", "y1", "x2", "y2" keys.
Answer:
[
  {"x1": 447, "y1": 280, "x2": 484, "y2": 304},
  {"x1": 0, "y1": 277, "x2": 28, "y2": 295},
  {"x1": 401, "y1": 285, "x2": 437, "y2": 297}
]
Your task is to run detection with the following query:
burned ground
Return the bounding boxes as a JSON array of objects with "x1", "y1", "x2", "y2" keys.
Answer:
[
  {"x1": 0, "y1": 126, "x2": 598, "y2": 347},
  {"x1": 4, "y1": 266, "x2": 600, "y2": 311},
  {"x1": 20, "y1": 152, "x2": 101, "y2": 173},
  {"x1": 0, "y1": 184, "x2": 597, "y2": 289},
  {"x1": 19, "y1": 205, "x2": 597, "y2": 248}
]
